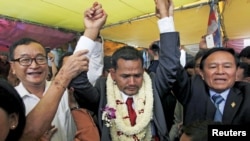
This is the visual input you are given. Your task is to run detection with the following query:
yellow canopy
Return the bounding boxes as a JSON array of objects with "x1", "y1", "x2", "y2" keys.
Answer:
[{"x1": 0, "y1": 0, "x2": 249, "y2": 48}]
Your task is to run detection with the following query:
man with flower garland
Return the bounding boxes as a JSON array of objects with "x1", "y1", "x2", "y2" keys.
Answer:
[{"x1": 73, "y1": 0, "x2": 180, "y2": 140}]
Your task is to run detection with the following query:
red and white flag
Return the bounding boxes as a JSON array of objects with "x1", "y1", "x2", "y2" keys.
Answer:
[{"x1": 207, "y1": 1, "x2": 221, "y2": 47}]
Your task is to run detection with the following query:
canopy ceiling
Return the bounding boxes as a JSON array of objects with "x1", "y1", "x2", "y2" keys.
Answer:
[{"x1": 0, "y1": 0, "x2": 250, "y2": 49}]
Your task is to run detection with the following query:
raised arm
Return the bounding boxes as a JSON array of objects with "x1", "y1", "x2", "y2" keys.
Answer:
[
  {"x1": 83, "y1": 2, "x2": 107, "y2": 40},
  {"x1": 71, "y1": 2, "x2": 107, "y2": 88},
  {"x1": 153, "y1": 0, "x2": 181, "y2": 98},
  {"x1": 73, "y1": 2, "x2": 107, "y2": 55},
  {"x1": 83, "y1": 2, "x2": 107, "y2": 85},
  {"x1": 69, "y1": 2, "x2": 107, "y2": 111}
]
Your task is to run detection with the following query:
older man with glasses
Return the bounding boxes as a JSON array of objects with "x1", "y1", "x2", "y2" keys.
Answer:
[{"x1": 8, "y1": 36, "x2": 93, "y2": 140}]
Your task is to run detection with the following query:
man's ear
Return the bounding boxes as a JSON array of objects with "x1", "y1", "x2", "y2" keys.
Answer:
[
  {"x1": 199, "y1": 71, "x2": 204, "y2": 80},
  {"x1": 10, "y1": 64, "x2": 16, "y2": 75},
  {"x1": 109, "y1": 68, "x2": 115, "y2": 77},
  {"x1": 9, "y1": 113, "x2": 19, "y2": 130}
]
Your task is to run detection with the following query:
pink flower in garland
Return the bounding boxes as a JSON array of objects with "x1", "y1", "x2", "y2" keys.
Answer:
[{"x1": 101, "y1": 106, "x2": 116, "y2": 127}]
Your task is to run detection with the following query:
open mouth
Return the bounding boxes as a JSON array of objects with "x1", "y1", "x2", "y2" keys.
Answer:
[
  {"x1": 214, "y1": 78, "x2": 227, "y2": 83},
  {"x1": 27, "y1": 72, "x2": 42, "y2": 75}
]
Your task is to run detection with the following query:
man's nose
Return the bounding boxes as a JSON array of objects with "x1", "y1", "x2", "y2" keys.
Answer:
[{"x1": 128, "y1": 77, "x2": 136, "y2": 85}]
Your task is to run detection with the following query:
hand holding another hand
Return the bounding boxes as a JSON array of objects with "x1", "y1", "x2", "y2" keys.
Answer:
[
  {"x1": 154, "y1": 0, "x2": 174, "y2": 19},
  {"x1": 59, "y1": 50, "x2": 89, "y2": 79},
  {"x1": 83, "y1": 2, "x2": 107, "y2": 40}
]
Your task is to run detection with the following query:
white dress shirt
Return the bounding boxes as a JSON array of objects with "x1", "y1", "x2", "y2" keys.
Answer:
[
  {"x1": 15, "y1": 81, "x2": 76, "y2": 141},
  {"x1": 158, "y1": 16, "x2": 175, "y2": 33},
  {"x1": 209, "y1": 89, "x2": 230, "y2": 114}
]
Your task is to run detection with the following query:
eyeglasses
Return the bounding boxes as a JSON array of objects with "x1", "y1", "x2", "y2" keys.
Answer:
[{"x1": 12, "y1": 56, "x2": 47, "y2": 66}]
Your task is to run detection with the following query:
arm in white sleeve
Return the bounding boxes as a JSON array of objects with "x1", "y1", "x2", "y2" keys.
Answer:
[
  {"x1": 73, "y1": 36, "x2": 104, "y2": 86},
  {"x1": 158, "y1": 16, "x2": 175, "y2": 33},
  {"x1": 73, "y1": 36, "x2": 96, "y2": 58},
  {"x1": 87, "y1": 41, "x2": 104, "y2": 86}
]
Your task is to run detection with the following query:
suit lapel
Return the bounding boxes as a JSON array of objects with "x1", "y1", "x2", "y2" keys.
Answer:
[{"x1": 222, "y1": 88, "x2": 243, "y2": 123}]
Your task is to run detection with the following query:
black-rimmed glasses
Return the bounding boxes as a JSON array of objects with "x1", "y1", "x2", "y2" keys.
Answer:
[{"x1": 12, "y1": 56, "x2": 47, "y2": 66}]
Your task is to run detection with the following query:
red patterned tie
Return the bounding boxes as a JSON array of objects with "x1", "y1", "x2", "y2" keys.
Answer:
[{"x1": 126, "y1": 98, "x2": 137, "y2": 126}]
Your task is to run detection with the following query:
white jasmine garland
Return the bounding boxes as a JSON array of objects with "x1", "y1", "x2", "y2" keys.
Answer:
[{"x1": 104, "y1": 72, "x2": 154, "y2": 140}]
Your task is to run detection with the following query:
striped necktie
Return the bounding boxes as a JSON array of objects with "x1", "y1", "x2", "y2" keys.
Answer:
[{"x1": 212, "y1": 94, "x2": 224, "y2": 122}]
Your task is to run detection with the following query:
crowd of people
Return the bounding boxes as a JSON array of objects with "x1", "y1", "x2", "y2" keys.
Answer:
[{"x1": 1, "y1": 0, "x2": 250, "y2": 141}]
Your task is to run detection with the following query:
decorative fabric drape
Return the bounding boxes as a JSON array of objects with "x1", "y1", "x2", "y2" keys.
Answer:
[{"x1": 0, "y1": 18, "x2": 77, "y2": 52}]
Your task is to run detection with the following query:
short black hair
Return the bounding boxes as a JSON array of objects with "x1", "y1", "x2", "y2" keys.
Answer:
[
  {"x1": 238, "y1": 62, "x2": 250, "y2": 78},
  {"x1": 8, "y1": 38, "x2": 45, "y2": 61},
  {"x1": 181, "y1": 120, "x2": 222, "y2": 141},
  {"x1": 149, "y1": 40, "x2": 160, "y2": 54},
  {"x1": 184, "y1": 60, "x2": 195, "y2": 69},
  {"x1": 239, "y1": 46, "x2": 250, "y2": 59},
  {"x1": 111, "y1": 46, "x2": 143, "y2": 70},
  {"x1": 200, "y1": 47, "x2": 239, "y2": 70},
  {"x1": 194, "y1": 49, "x2": 210, "y2": 62}
]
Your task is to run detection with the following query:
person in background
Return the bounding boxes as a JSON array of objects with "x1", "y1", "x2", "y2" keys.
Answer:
[
  {"x1": 193, "y1": 49, "x2": 210, "y2": 75},
  {"x1": 146, "y1": 40, "x2": 160, "y2": 74},
  {"x1": 0, "y1": 53, "x2": 10, "y2": 80},
  {"x1": 169, "y1": 99, "x2": 183, "y2": 141},
  {"x1": 46, "y1": 52, "x2": 58, "y2": 81},
  {"x1": 184, "y1": 60, "x2": 195, "y2": 77},
  {"x1": 68, "y1": 87, "x2": 100, "y2": 141},
  {"x1": 1, "y1": 51, "x2": 20, "y2": 87},
  {"x1": 239, "y1": 46, "x2": 250, "y2": 64},
  {"x1": 179, "y1": 120, "x2": 220, "y2": 141},
  {"x1": 236, "y1": 62, "x2": 250, "y2": 82},
  {"x1": 198, "y1": 34, "x2": 208, "y2": 50},
  {"x1": 0, "y1": 79, "x2": 26, "y2": 141},
  {"x1": 102, "y1": 56, "x2": 112, "y2": 78},
  {"x1": 7, "y1": 67, "x2": 20, "y2": 87}
]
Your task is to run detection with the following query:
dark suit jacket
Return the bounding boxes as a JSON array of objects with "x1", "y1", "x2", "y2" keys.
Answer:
[
  {"x1": 146, "y1": 58, "x2": 177, "y2": 131},
  {"x1": 74, "y1": 32, "x2": 180, "y2": 141},
  {"x1": 172, "y1": 69, "x2": 250, "y2": 125}
]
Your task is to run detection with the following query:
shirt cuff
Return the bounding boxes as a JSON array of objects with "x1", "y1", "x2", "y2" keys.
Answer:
[
  {"x1": 157, "y1": 16, "x2": 175, "y2": 33},
  {"x1": 73, "y1": 36, "x2": 95, "y2": 58}
]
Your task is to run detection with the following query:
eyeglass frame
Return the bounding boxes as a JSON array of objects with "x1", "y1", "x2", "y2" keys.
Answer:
[{"x1": 11, "y1": 55, "x2": 48, "y2": 66}]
